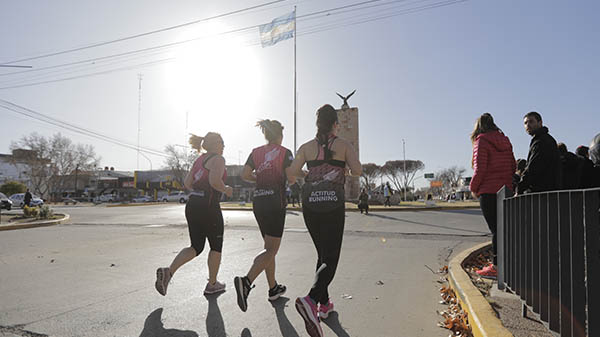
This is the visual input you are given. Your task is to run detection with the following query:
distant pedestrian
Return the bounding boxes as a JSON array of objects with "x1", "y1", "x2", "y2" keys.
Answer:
[
  {"x1": 154, "y1": 132, "x2": 233, "y2": 297},
  {"x1": 358, "y1": 188, "x2": 369, "y2": 214},
  {"x1": 512, "y1": 159, "x2": 527, "y2": 191},
  {"x1": 557, "y1": 142, "x2": 585, "y2": 189},
  {"x1": 290, "y1": 182, "x2": 301, "y2": 207},
  {"x1": 234, "y1": 119, "x2": 295, "y2": 312},
  {"x1": 383, "y1": 182, "x2": 392, "y2": 207},
  {"x1": 589, "y1": 133, "x2": 600, "y2": 187},
  {"x1": 24, "y1": 189, "x2": 32, "y2": 207},
  {"x1": 469, "y1": 113, "x2": 516, "y2": 279},
  {"x1": 289, "y1": 104, "x2": 362, "y2": 337},
  {"x1": 516, "y1": 111, "x2": 561, "y2": 194}
]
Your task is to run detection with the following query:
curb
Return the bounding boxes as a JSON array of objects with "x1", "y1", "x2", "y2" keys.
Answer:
[
  {"x1": 219, "y1": 205, "x2": 480, "y2": 212},
  {"x1": 0, "y1": 214, "x2": 70, "y2": 231},
  {"x1": 106, "y1": 202, "x2": 166, "y2": 208},
  {"x1": 447, "y1": 241, "x2": 513, "y2": 337}
]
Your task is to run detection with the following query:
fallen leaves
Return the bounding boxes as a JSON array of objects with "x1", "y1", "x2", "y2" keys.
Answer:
[{"x1": 437, "y1": 265, "x2": 473, "y2": 337}]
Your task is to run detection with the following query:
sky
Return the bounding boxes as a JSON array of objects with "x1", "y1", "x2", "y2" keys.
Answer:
[{"x1": 1, "y1": 0, "x2": 599, "y2": 188}]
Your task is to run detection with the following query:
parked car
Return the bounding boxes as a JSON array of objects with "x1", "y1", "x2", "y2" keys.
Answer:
[
  {"x1": 132, "y1": 195, "x2": 154, "y2": 203},
  {"x1": 95, "y1": 194, "x2": 118, "y2": 203},
  {"x1": 62, "y1": 198, "x2": 78, "y2": 205},
  {"x1": 161, "y1": 191, "x2": 189, "y2": 203},
  {"x1": 0, "y1": 192, "x2": 13, "y2": 210},
  {"x1": 9, "y1": 193, "x2": 44, "y2": 208}
]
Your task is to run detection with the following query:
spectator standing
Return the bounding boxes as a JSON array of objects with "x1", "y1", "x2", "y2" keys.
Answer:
[
  {"x1": 557, "y1": 143, "x2": 585, "y2": 189},
  {"x1": 24, "y1": 189, "x2": 32, "y2": 207},
  {"x1": 517, "y1": 111, "x2": 561, "y2": 194},
  {"x1": 469, "y1": 113, "x2": 516, "y2": 279},
  {"x1": 383, "y1": 182, "x2": 392, "y2": 207},
  {"x1": 358, "y1": 188, "x2": 369, "y2": 214}
]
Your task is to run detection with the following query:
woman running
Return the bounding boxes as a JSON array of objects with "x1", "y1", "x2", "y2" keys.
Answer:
[
  {"x1": 155, "y1": 132, "x2": 233, "y2": 296},
  {"x1": 234, "y1": 120, "x2": 295, "y2": 312},
  {"x1": 289, "y1": 104, "x2": 362, "y2": 337}
]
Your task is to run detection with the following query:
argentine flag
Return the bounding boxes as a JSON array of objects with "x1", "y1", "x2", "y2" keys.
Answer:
[{"x1": 259, "y1": 11, "x2": 295, "y2": 48}]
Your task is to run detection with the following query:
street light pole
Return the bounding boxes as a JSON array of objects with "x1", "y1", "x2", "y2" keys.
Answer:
[{"x1": 402, "y1": 139, "x2": 407, "y2": 202}]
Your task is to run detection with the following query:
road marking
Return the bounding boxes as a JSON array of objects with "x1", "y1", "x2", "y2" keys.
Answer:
[
  {"x1": 143, "y1": 225, "x2": 167, "y2": 228},
  {"x1": 285, "y1": 228, "x2": 308, "y2": 233}
]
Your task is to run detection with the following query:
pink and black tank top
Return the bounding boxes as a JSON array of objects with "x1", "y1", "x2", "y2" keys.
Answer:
[
  {"x1": 245, "y1": 144, "x2": 293, "y2": 208},
  {"x1": 302, "y1": 136, "x2": 346, "y2": 212},
  {"x1": 189, "y1": 153, "x2": 227, "y2": 206}
]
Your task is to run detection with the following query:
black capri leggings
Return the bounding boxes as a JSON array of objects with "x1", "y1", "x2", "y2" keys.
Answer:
[
  {"x1": 185, "y1": 195, "x2": 224, "y2": 255},
  {"x1": 302, "y1": 205, "x2": 345, "y2": 305}
]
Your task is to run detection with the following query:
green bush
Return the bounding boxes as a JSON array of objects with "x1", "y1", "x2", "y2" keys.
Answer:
[
  {"x1": 38, "y1": 205, "x2": 54, "y2": 219},
  {"x1": 23, "y1": 205, "x2": 39, "y2": 218},
  {"x1": 0, "y1": 181, "x2": 27, "y2": 196}
]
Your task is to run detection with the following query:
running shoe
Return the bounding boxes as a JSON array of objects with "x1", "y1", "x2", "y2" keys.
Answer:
[
  {"x1": 295, "y1": 296, "x2": 323, "y2": 337},
  {"x1": 234, "y1": 276, "x2": 254, "y2": 312},
  {"x1": 476, "y1": 263, "x2": 497, "y2": 279},
  {"x1": 318, "y1": 299, "x2": 334, "y2": 319},
  {"x1": 155, "y1": 267, "x2": 171, "y2": 296},
  {"x1": 268, "y1": 284, "x2": 287, "y2": 301},
  {"x1": 203, "y1": 280, "x2": 226, "y2": 295}
]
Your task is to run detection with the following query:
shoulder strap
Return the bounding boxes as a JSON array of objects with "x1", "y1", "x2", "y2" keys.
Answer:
[{"x1": 202, "y1": 153, "x2": 217, "y2": 168}]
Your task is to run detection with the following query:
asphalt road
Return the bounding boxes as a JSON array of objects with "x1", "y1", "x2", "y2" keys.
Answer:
[{"x1": 0, "y1": 204, "x2": 490, "y2": 337}]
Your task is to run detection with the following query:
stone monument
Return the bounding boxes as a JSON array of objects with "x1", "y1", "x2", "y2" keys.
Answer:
[{"x1": 335, "y1": 90, "x2": 360, "y2": 200}]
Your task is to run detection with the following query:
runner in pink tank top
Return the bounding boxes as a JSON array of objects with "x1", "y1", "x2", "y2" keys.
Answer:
[
  {"x1": 154, "y1": 132, "x2": 233, "y2": 298},
  {"x1": 234, "y1": 120, "x2": 295, "y2": 312}
]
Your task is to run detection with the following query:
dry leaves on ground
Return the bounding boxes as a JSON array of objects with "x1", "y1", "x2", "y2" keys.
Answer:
[{"x1": 437, "y1": 266, "x2": 473, "y2": 337}]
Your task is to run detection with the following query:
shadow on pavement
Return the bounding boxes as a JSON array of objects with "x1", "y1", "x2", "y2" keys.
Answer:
[
  {"x1": 205, "y1": 292, "x2": 226, "y2": 337},
  {"x1": 322, "y1": 312, "x2": 351, "y2": 337},
  {"x1": 439, "y1": 209, "x2": 482, "y2": 216},
  {"x1": 139, "y1": 308, "x2": 198, "y2": 337},
  {"x1": 270, "y1": 297, "x2": 300, "y2": 337},
  {"x1": 241, "y1": 327, "x2": 252, "y2": 336},
  {"x1": 368, "y1": 213, "x2": 488, "y2": 234}
]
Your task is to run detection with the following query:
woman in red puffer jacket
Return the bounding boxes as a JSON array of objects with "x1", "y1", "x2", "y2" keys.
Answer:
[{"x1": 469, "y1": 113, "x2": 516, "y2": 278}]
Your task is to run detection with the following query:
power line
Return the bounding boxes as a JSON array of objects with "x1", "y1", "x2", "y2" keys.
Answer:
[
  {"x1": 0, "y1": 0, "x2": 468, "y2": 90},
  {"x1": 0, "y1": 0, "x2": 288, "y2": 65},
  {"x1": 0, "y1": 99, "x2": 169, "y2": 157},
  {"x1": 0, "y1": 0, "x2": 425, "y2": 80}
]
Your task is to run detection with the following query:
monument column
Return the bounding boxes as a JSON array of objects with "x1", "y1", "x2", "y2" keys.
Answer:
[{"x1": 335, "y1": 91, "x2": 360, "y2": 201}]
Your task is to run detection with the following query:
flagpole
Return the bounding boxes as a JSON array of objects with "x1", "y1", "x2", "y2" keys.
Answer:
[{"x1": 293, "y1": 6, "x2": 297, "y2": 156}]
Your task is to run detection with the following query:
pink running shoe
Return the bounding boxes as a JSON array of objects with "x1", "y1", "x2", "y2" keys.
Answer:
[
  {"x1": 476, "y1": 264, "x2": 497, "y2": 279},
  {"x1": 295, "y1": 296, "x2": 323, "y2": 337},
  {"x1": 204, "y1": 280, "x2": 226, "y2": 295},
  {"x1": 319, "y1": 299, "x2": 334, "y2": 319},
  {"x1": 155, "y1": 267, "x2": 171, "y2": 296}
]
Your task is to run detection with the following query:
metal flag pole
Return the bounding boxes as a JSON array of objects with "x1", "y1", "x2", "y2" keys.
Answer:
[{"x1": 293, "y1": 6, "x2": 297, "y2": 156}]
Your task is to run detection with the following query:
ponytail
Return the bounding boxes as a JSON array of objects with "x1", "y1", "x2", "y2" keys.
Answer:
[
  {"x1": 189, "y1": 134, "x2": 204, "y2": 152},
  {"x1": 256, "y1": 119, "x2": 284, "y2": 144},
  {"x1": 316, "y1": 104, "x2": 338, "y2": 160}
]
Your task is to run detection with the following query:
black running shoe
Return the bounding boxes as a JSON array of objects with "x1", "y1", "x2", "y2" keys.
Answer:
[
  {"x1": 268, "y1": 284, "x2": 287, "y2": 301},
  {"x1": 234, "y1": 276, "x2": 253, "y2": 312}
]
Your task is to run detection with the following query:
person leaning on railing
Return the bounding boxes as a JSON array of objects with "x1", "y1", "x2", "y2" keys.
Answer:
[{"x1": 469, "y1": 113, "x2": 516, "y2": 279}]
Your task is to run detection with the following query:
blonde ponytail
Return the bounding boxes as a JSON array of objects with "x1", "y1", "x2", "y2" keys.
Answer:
[{"x1": 189, "y1": 134, "x2": 204, "y2": 152}]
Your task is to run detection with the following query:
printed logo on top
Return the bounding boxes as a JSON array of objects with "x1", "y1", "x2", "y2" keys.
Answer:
[{"x1": 256, "y1": 148, "x2": 281, "y2": 173}]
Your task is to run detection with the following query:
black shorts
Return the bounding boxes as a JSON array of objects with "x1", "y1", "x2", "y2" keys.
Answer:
[
  {"x1": 253, "y1": 204, "x2": 286, "y2": 238},
  {"x1": 185, "y1": 195, "x2": 224, "y2": 254}
]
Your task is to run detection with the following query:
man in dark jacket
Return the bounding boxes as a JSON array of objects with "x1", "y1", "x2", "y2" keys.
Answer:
[
  {"x1": 517, "y1": 112, "x2": 561, "y2": 194},
  {"x1": 24, "y1": 189, "x2": 32, "y2": 207}
]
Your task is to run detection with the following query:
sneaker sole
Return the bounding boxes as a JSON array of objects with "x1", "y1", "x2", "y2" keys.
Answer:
[
  {"x1": 268, "y1": 287, "x2": 286, "y2": 301},
  {"x1": 203, "y1": 288, "x2": 226, "y2": 295},
  {"x1": 479, "y1": 274, "x2": 497, "y2": 280},
  {"x1": 234, "y1": 277, "x2": 248, "y2": 312},
  {"x1": 295, "y1": 298, "x2": 323, "y2": 337},
  {"x1": 319, "y1": 309, "x2": 333, "y2": 319},
  {"x1": 155, "y1": 268, "x2": 167, "y2": 296}
]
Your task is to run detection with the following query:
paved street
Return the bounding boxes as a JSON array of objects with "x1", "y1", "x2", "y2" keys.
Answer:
[{"x1": 0, "y1": 205, "x2": 490, "y2": 337}]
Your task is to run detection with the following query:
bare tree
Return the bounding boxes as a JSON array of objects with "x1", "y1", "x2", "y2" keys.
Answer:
[
  {"x1": 382, "y1": 160, "x2": 425, "y2": 194},
  {"x1": 361, "y1": 163, "x2": 381, "y2": 191},
  {"x1": 164, "y1": 145, "x2": 197, "y2": 188},
  {"x1": 437, "y1": 166, "x2": 466, "y2": 190},
  {"x1": 10, "y1": 133, "x2": 100, "y2": 199}
]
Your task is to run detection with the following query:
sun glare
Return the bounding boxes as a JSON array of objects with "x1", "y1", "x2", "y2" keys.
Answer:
[{"x1": 166, "y1": 22, "x2": 261, "y2": 133}]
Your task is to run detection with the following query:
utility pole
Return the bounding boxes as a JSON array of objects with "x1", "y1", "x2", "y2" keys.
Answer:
[
  {"x1": 137, "y1": 73, "x2": 143, "y2": 170},
  {"x1": 403, "y1": 139, "x2": 407, "y2": 202}
]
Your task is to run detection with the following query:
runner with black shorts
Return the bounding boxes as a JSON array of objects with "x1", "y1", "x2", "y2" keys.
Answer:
[
  {"x1": 154, "y1": 132, "x2": 233, "y2": 297},
  {"x1": 289, "y1": 104, "x2": 362, "y2": 337},
  {"x1": 234, "y1": 119, "x2": 295, "y2": 312}
]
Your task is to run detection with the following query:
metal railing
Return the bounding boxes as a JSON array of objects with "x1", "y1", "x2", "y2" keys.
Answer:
[{"x1": 497, "y1": 186, "x2": 600, "y2": 337}]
